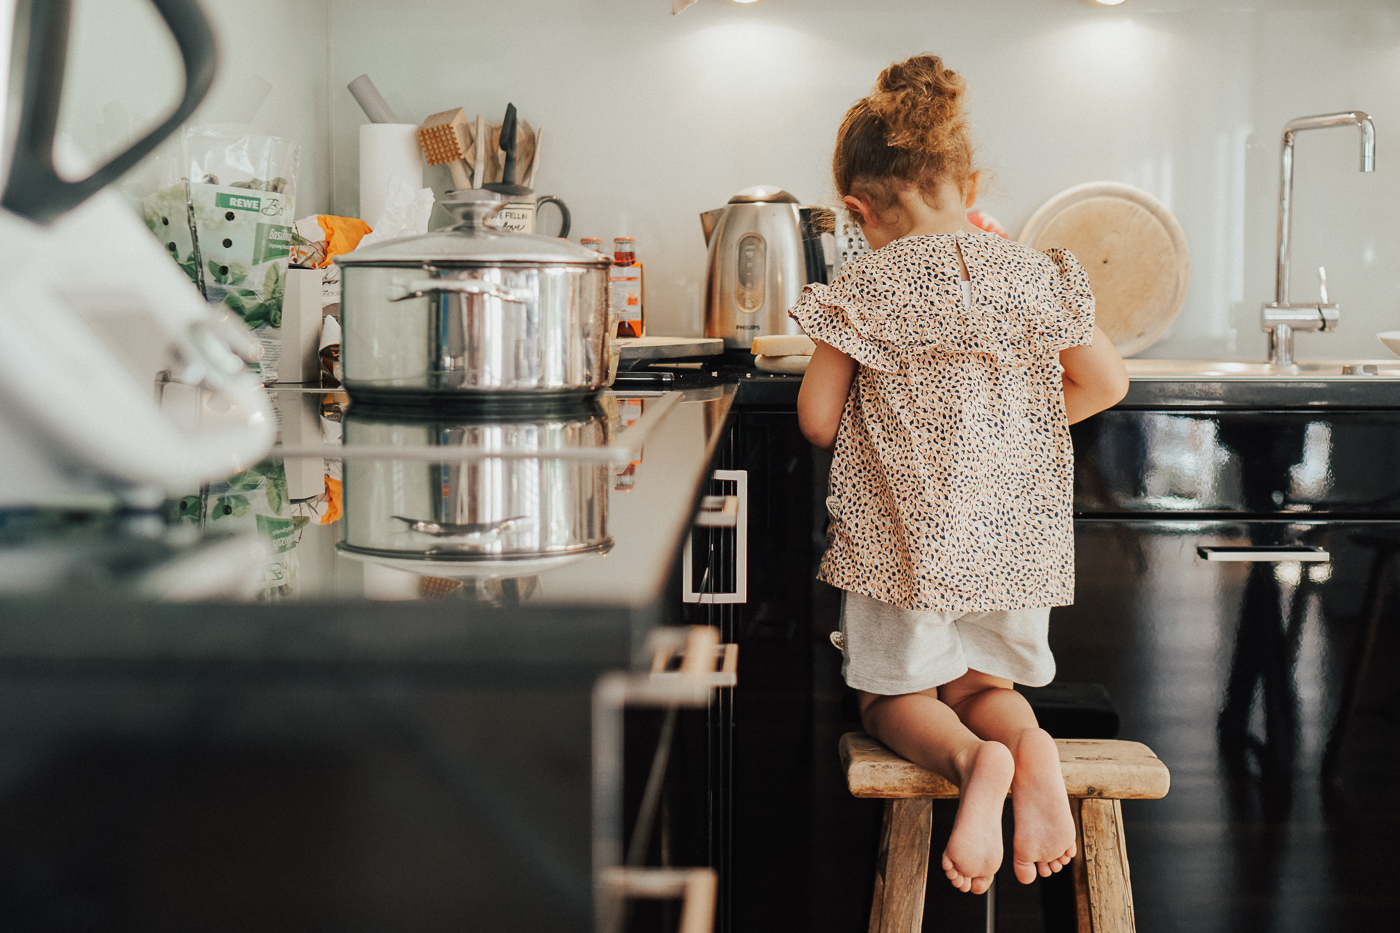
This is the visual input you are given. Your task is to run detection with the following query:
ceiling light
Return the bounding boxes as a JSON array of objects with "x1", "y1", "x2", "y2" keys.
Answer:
[{"x1": 1092, "y1": 0, "x2": 1130, "y2": 6}]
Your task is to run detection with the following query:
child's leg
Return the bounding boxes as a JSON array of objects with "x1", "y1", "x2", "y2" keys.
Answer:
[
  {"x1": 858, "y1": 688, "x2": 1014, "y2": 895},
  {"x1": 938, "y1": 671, "x2": 1078, "y2": 884}
]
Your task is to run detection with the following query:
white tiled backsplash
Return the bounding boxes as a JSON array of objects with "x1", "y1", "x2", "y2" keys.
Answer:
[{"x1": 60, "y1": 0, "x2": 1400, "y2": 360}]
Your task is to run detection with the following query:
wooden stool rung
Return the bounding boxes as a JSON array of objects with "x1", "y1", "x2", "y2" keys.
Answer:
[{"x1": 840, "y1": 733, "x2": 1170, "y2": 800}]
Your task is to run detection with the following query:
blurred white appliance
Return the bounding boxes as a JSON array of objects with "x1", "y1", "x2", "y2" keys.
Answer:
[{"x1": 0, "y1": 0, "x2": 275, "y2": 508}]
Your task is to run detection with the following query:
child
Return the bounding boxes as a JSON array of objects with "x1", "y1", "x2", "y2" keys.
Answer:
[{"x1": 791, "y1": 55, "x2": 1129, "y2": 895}]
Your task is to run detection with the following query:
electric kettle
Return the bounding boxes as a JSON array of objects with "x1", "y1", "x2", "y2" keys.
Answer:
[
  {"x1": 0, "y1": 0, "x2": 276, "y2": 507},
  {"x1": 701, "y1": 186, "x2": 831, "y2": 350}
]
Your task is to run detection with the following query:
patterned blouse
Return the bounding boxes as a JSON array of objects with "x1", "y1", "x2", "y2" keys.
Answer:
[{"x1": 790, "y1": 231, "x2": 1095, "y2": 612}]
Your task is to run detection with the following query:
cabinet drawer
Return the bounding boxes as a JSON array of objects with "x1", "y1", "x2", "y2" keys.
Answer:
[{"x1": 1073, "y1": 410, "x2": 1400, "y2": 515}]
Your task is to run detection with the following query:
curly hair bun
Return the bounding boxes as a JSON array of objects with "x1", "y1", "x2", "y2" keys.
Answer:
[{"x1": 867, "y1": 55, "x2": 967, "y2": 157}]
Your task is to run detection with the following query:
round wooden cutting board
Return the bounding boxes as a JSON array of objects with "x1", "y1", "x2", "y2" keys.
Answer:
[{"x1": 1017, "y1": 182, "x2": 1190, "y2": 358}]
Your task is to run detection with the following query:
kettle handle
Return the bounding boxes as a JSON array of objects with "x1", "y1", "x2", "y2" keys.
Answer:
[{"x1": 1, "y1": 0, "x2": 217, "y2": 224}]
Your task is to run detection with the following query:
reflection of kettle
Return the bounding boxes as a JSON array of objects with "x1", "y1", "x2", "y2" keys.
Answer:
[
  {"x1": 701, "y1": 186, "x2": 831, "y2": 350},
  {"x1": 0, "y1": 0, "x2": 276, "y2": 507}
]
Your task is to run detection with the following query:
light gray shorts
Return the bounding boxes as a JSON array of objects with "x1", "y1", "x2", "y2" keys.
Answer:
[{"x1": 833, "y1": 590, "x2": 1055, "y2": 695}]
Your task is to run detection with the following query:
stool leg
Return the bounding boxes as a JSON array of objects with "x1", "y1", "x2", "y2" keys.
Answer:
[
  {"x1": 869, "y1": 797, "x2": 934, "y2": 933},
  {"x1": 1078, "y1": 798, "x2": 1136, "y2": 933},
  {"x1": 1069, "y1": 799, "x2": 1092, "y2": 933}
]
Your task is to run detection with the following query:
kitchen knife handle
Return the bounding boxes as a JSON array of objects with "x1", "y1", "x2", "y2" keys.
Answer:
[
  {"x1": 1, "y1": 0, "x2": 217, "y2": 224},
  {"x1": 500, "y1": 103, "x2": 518, "y2": 186},
  {"x1": 388, "y1": 279, "x2": 533, "y2": 303}
]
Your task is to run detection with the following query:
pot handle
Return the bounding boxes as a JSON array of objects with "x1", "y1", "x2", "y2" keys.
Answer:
[
  {"x1": 394, "y1": 515, "x2": 531, "y2": 543},
  {"x1": 388, "y1": 279, "x2": 533, "y2": 303}
]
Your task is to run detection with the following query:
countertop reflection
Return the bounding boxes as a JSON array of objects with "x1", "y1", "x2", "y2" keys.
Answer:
[{"x1": 0, "y1": 382, "x2": 738, "y2": 614}]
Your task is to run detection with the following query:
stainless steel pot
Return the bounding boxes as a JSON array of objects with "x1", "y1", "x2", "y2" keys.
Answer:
[
  {"x1": 335, "y1": 191, "x2": 611, "y2": 403},
  {"x1": 336, "y1": 405, "x2": 613, "y2": 570}
]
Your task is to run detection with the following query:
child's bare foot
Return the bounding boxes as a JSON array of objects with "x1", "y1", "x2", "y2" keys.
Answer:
[
  {"x1": 1010, "y1": 728, "x2": 1077, "y2": 884},
  {"x1": 942, "y1": 740, "x2": 1014, "y2": 895}
]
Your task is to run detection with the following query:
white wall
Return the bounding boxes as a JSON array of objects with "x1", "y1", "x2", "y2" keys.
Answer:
[
  {"x1": 55, "y1": 0, "x2": 332, "y2": 218},
  {"x1": 57, "y1": 0, "x2": 1400, "y2": 361}
]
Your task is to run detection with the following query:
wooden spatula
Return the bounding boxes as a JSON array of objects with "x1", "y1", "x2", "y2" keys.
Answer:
[{"x1": 472, "y1": 114, "x2": 486, "y2": 188}]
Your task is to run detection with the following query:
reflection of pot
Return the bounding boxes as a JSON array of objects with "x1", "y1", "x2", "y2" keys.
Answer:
[
  {"x1": 336, "y1": 403, "x2": 613, "y2": 566},
  {"x1": 334, "y1": 190, "x2": 610, "y2": 403}
]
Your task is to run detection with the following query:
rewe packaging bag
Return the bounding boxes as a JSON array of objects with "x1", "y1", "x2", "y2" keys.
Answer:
[{"x1": 143, "y1": 129, "x2": 300, "y2": 381}]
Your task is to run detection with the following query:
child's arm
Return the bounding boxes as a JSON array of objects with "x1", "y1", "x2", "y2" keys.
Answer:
[
  {"x1": 1060, "y1": 325, "x2": 1129, "y2": 424},
  {"x1": 797, "y1": 341, "x2": 858, "y2": 450}
]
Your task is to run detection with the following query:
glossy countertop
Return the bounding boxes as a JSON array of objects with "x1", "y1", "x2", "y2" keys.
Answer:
[
  {"x1": 662, "y1": 357, "x2": 1400, "y2": 409},
  {"x1": 0, "y1": 381, "x2": 738, "y2": 669}
]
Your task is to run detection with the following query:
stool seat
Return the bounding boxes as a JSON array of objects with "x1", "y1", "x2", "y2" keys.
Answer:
[
  {"x1": 840, "y1": 732, "x2": 1170, "y2": 933},
  {"x1": 840, "y1": 733, "x2": 1171, "y2": 800}
]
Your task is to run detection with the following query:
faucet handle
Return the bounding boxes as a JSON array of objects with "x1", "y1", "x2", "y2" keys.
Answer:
[{"x1": 1318, "y1": 265, "x2": 1340, "y2": 331}]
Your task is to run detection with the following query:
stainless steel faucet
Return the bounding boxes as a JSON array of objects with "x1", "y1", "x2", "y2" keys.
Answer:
[{"x1": 1262, "y1": 111, "x2": 1375, "y2": 364}]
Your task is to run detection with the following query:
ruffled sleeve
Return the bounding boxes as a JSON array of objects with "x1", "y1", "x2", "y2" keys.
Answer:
[
  {"x1": 788, "y1": 270, "x2": 902, "y2": 373},
  {"x1": 1039, "y1": 248, "x2": 1096, "y2": 351}
]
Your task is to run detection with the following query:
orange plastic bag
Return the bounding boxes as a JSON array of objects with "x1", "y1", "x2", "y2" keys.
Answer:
[{"x1": 316, "y1": 216, "x2": 372, "y2": 268}]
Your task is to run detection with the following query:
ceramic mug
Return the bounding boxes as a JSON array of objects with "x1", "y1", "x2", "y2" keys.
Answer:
[{"x1": 492, "y1": 195, "x2": 571, "y2": 238}]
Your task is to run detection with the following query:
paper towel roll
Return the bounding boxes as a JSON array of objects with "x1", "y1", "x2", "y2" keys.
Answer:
[{"x1": 359, "y1": 123, "x2": 423, "y2": 230}]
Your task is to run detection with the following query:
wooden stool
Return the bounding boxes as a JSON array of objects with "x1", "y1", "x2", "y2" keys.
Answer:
[{"x1": 840, "y1": 733, "x2": 1170, "y2": 933}]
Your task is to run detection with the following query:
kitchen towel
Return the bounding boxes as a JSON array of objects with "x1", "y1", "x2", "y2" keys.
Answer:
[{"x1": 358, "y1": 123, "x2": 423, "y2": 231}]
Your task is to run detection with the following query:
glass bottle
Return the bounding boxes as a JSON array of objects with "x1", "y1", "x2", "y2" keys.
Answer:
[{"x1": 610, "y1": 236, "x2": 644, "y2": 338}]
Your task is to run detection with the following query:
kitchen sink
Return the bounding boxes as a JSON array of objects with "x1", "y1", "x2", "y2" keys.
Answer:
[{"x1": 1125, "y1": 359, "x2": 1400, "y2": 380}]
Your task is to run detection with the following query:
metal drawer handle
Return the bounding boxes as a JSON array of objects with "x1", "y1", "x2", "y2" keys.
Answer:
[
  {"x1": 387, "y1": 279, "x2": 532, "y2": 303},
  {"x1": 682, "y1": 469, "x2": 748, "y2": 605},
  {"x1": 693, "y1": 494, "x2": 739, "y2": 528},
  {"x1": 649, "y1": 629, "x2": 738, "y2": 689},
  {"x1": 1197, "y1": 545, "x2": 1330, "y2": 562},
  {"x1": 599, "y1": 867, "x2": 716, "y2": 933}
]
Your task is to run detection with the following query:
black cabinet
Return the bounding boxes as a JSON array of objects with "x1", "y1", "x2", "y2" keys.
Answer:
[
  {"x1": 0, "y1": 667, "x2": 601, "y2": 932},
  {"x1": 1061, "y1": 408, "x2": 1400, "y2": 932},
  {"x1": 677, "y1": 401, "x2": 885, "y2": 933},
  {"x1": 690, "y1": 396, "x2": 1400, "y2": 933}
]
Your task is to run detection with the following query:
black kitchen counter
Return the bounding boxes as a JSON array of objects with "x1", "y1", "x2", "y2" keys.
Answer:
[
  {"x1": 653, "y1": 359, "x2": 1400, "y2": 410},
  {"x1": 1121, "y1": 374, "x2": 1400, "y2": 409}
]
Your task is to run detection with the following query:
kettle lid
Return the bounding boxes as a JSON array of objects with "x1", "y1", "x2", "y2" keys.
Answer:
[{"x1": 728, "y1": 185, "x2": 799, "y2": 204}]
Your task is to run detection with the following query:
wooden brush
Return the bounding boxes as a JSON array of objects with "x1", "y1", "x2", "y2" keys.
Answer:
[{"x1": 418, "y1": 108, "x2": 472, "y2": 189}]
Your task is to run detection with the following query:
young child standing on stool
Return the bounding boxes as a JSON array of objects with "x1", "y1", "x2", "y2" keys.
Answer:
[{"x1": 792, "y1": 55, "x2": 1129, "y2": 895}]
